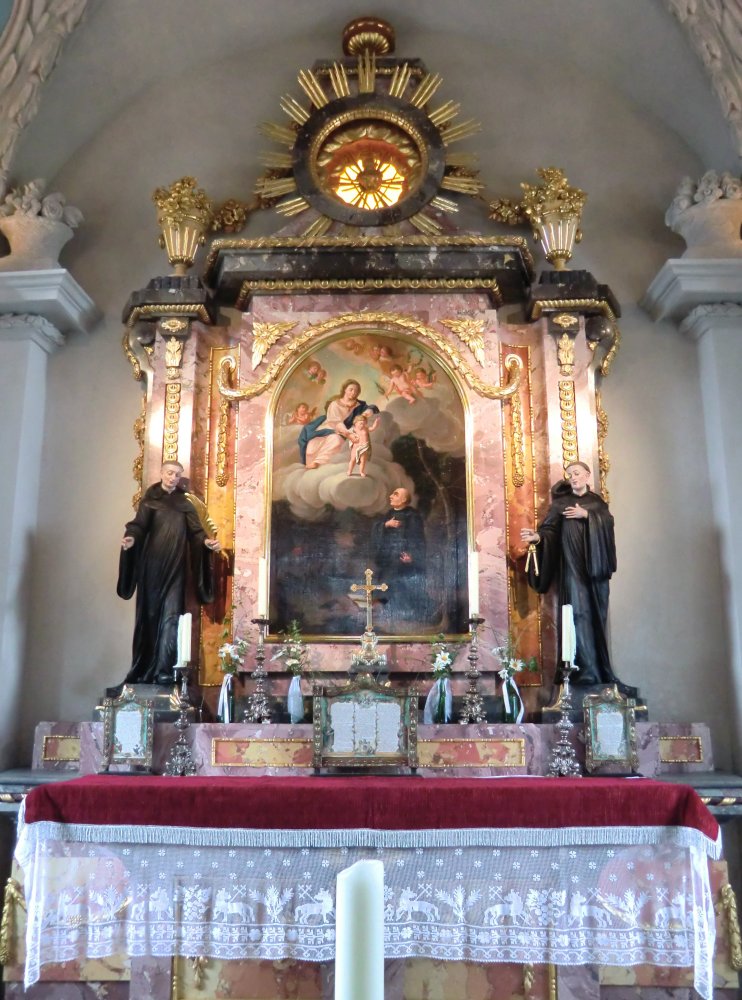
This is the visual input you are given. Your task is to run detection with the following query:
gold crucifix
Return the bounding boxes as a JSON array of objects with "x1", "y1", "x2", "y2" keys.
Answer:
[{"x1": 351, "y1": 568, "x2": 388, "y2": 632}]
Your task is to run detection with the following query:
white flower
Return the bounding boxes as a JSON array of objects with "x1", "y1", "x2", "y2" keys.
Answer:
[
  {"x1": 0, "y1": 178, "x2": 83, "y2": 226},
  {"x1": 62, "y1": 205, "x2": 84, "y2": 228},
  {"x1": 41, "y1": 193, "x2": 66, "y2": 221}
]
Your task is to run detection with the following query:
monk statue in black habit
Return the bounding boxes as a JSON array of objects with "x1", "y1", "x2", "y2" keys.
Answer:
[
  {"x1": 520, "y1": 461, "x2": 631, "y2": 691},
  {"x1": 117, "y1": 461, "x2": 221, "y2": 685}
]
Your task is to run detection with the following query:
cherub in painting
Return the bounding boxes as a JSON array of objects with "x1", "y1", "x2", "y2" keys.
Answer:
[
  {"x1": 385, "y1": 364, "x2": 418, "y2": 404},
  {"x1": 287, "y1": 402, "x2": 317, "y2": 425},
  {"x1": 305, "y1": 360, "x2": 327, "y2": 384},
  {"x1": 413, "y1": 367, "x2": 437, "y2": 391},
  {"x1": 344, "y1": 412, "x2": 380, "y2": 478}
]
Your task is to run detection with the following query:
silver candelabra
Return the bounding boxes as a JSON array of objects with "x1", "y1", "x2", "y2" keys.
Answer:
[
  {"x1": 459, "y1": 615, "x2": 486, "y2": 724},
  {"x1": 245, "y1": 617, "x2": 272, "y2": 723},
  {"x1": 163, "y1": 663, "x2": 198, "y2": 776},
  {"x1": 547, "y1": 662, "x2": 582, "y2": 777}
]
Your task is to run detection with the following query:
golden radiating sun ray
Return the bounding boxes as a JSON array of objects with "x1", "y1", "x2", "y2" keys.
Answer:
[
  {"x1": 409, "y1": 72, "x2": 442, "y2": 108},
  {"x1": 429, "y1": 101, "x2": 460, "y2": 128},
  {"x1": 441, "y1": 174, "x2": 485, "y2": 195},
  {"x1": 275, "y1": 195, "x2": 310, "y2": 217},
  {"x1": 409, "y1": 210, "x2": 442, "y2": 235},
  {"x1": 297, "y1": 69, "x2": 329, "y2": 109},
  {"x1": 329, "y1": 62, "x2": 351, "y2": 98},
  {"x1": 280, "y1": 94, "x2": 310, "y2": 125},
  {"x1": 388, "y1": 62, "x2": 413, "y2": 99},
  {"x1": 259, "y1": 121, "x2": 297, "y2": 146},
  {"x1": 441, "y1": 119, "x2": 481, "y2": 144},
  {"x1": 255, "y1": 175, "x2": 298, "y2": 199}
]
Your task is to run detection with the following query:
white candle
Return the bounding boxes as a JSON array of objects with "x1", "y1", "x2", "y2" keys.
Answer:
[
  {"x1": 334, "y1": 860, "x2": 384, "y2": 1000},
  {"x1": 179, "y1": 612, "x2": 192, "y2": 664},
  {"x1": 257, "y1": 557, "x2": 268, "y2": 616},
  {"x1": 561, "y1": 604, "x2": 576, "y2": 664},
  {"x1": 469, "y1": 550, "x2": 479, "y2": 616}
]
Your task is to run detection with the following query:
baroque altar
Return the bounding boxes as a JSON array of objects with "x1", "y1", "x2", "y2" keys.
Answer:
[{"x1": 4, "y1": 15, "x2": 740, "y2": 1000}]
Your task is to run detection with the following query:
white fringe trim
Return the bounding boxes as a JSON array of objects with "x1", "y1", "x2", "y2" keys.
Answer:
[{"x1": 16, "y1": 819, "x2": 721, "y2": 857}]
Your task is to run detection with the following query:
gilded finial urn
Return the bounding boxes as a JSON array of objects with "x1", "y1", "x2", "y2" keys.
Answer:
[{"x1": 152, "y1": 176, "x2": 213, "y2": 275}]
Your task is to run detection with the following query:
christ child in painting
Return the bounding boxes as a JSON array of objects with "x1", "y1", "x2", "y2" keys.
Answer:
[
  {"x1": 385, "y1": 364, "x2": 418, "y2": 404},
  {"x1": 345, "y1": 412, "x2": 380, "y2": 478}
]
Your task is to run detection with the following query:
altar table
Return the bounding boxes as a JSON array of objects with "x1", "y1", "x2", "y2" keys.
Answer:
[{"x1": 15, "y1": 775, "x2": 720, "y2": 995}]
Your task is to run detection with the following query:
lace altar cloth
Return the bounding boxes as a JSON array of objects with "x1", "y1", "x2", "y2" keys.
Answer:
[{"x1": 15, "y1": 776, "x2": 720, "y2": 994}]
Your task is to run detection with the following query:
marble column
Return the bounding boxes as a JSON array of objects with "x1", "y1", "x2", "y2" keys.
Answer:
[
  {"x1": 643, "y1": 258, "x2": 742, "y2": 766},
  {"x1": 0, "y1": 270, "x2": 99, "y2": 769}
]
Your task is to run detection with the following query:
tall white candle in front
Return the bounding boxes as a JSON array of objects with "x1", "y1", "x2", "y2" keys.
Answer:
[
  {"x1": 469, "y1": 550, "x2": 479, "y2": 615},
  {"x1": 180, "y1": 612, "x2": 192, "y2": 663},
  {"x1": 257, "y1": 557, "x2": 268, "y2": 616},
  {"x1": 334, "y1": 860, "x2": 384, "y2": 1000},
  {"x1": 561, "y1": 604, "x2": 575, "y2": 663}
]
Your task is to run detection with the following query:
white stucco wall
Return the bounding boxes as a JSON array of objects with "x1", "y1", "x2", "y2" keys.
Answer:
[{"x1": 1, "y1": 2, "x2": 738, "y2": 768}]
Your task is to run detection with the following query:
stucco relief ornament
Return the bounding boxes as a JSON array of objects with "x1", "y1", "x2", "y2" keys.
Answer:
[
  {"x1": 665, "y1": 170, "x2": 742, "y2": 257},
  {"x1": 0, "y1": 179, "x2": 83, "y2": 270}
]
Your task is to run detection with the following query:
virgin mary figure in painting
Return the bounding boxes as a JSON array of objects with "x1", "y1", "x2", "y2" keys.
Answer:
[{"x1": 298, "y1": 378, "x2": 380, "y2": 468}]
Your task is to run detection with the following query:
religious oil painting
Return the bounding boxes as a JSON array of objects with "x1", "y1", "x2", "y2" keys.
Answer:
[{"x1": 268, "y1": 332, "x2": 469, "y2": 639}]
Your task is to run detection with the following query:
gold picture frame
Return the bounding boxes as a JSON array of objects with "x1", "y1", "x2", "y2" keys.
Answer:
[
  {"x1": 313, "y1": 673, "x2": 418, "y2": 772},
  {"x1": 99, "y1": 685, "x2": 155, "y2": 773},
  {"x1": 583, "y1": 685, "x2": 638, "y2": 775}
]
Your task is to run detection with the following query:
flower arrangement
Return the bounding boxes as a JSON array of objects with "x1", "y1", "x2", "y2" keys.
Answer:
[
  {"x1": 218, "y1": 636, "x2": 250, "y2": 676},
  {"x1": 271, "y1": 619, "x2": 310, "y2": 676},
  {"x1": 272, "y1": 620, "x2": 310, "y2": 722},
  {"x1": 423, "y1": 634, "x2": 460, "y2": 724},
  {"x1": 665, "y1": 170, "x2": 742, "y2": 231},
  {"x1": 431, "y1": 634, "x2": 455, "y2": 679},
  {"x1": 492, "y1": 635, "x2": 538, "y2": 723},
  {"x1": 0, "y1": 178, "x2": 83, "y2": 227}
]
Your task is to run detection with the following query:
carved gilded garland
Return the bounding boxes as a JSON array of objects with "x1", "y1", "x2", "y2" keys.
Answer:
[
  {"x1": 163, "y1": 383, "x2": 181, "y2": 464},
  {"x1": 217, "y1": 312, "x2": 522, "y2": 402},
  {"x1": 558, "y1": 380, "x2": 578, "y2": 468},
  {"x1": 596, "y1": 388, "x2": 610, "y2": 503}
]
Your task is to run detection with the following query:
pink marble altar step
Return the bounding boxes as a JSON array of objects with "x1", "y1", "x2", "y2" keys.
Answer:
[{"x1": 32, "y1": 720, "x2": 713, "y2": 777}]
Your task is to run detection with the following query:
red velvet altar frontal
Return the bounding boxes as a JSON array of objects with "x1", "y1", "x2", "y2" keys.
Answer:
[{"x1": 24, "y1": 775, "x2": 718, "y2": 841}]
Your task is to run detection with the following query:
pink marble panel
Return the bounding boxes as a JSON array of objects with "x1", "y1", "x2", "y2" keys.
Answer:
[{"x1": 31, "y1": 722, "x2": 81, "y2": 771}]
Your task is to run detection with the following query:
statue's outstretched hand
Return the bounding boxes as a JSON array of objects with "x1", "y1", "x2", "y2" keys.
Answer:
[
  {"x1": 121, "y1": 536, "x2": 135, "y2": 550},
  {"x1": 205, "y1": 538, "x2": 221, "y2": 552},
  {"x1": 520, "y1": 528, "x2": 539, "y2": 544}
]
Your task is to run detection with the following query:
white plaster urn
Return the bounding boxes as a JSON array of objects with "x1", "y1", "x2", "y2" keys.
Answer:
[
  {"x1": 0, "y1": 215, "x2": 75, "y2": 270},
  {"x1": 665, "y1": 170, "x2": 742, "y2": 258},
  {"x1": 0, "y1": 179, "x2": 83, "y2": 271}
]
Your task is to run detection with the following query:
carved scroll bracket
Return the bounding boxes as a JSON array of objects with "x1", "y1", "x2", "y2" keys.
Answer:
[{"x1": 216, "y1": 312, "x2": 521, "y2": 403}]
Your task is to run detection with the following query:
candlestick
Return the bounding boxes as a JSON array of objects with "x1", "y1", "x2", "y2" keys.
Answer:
[
  {"x1": 163, "y1": 664, "x2": 198, "y2": 777},
  {"x1": 245, "y1": 616, "x2": 271, "y2": 723},
  {"x1": 334, "y1": 860, "x2": 384, "y2": 1000},
  {"x1": 459, "y1": 614, "x2": 486, "y2": 724}
]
